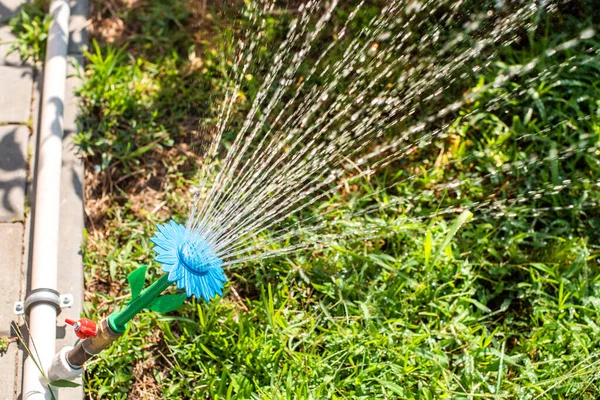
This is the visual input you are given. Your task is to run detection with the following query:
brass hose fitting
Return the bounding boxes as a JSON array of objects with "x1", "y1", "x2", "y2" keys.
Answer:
[{"x1": 66, "y1": 318, "x2": 122, "y2": 367}]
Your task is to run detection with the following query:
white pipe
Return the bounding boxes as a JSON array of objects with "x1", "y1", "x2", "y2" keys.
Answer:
[
  {"x1": 48, "y1": 347, "x2": 82, "y2": 382},
  {"x1": 22, "y1": 0, "x2": 70, "y2": 398}
]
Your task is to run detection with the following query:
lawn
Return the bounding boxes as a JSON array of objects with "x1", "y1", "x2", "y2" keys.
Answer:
[{"x1": 11, "y1": 0, "x2": 600, "y2": 398}]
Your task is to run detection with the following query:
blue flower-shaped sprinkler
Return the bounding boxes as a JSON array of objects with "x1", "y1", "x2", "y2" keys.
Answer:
[
  {"x1": 53, "y1": 220, "x2": 227, "y2": 379},
  {"x1": 107, "y1": 220, "x2": 227, "y2": 333},
  {"x1": 153, "y1": 220, "x2": 227, "y2": 300}
]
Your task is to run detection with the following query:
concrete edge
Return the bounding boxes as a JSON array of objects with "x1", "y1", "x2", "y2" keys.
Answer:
[{"x1": 56, "y1": 0, "x2": 88, "y2": 397}]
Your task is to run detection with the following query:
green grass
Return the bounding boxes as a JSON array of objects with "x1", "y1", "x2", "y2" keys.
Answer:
[{"x1": 70, "y1": 1, "x2": 600, "y2": 398}]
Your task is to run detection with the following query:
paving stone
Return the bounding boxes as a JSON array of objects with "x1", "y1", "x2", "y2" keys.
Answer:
[
  {"x1": 0, "y1": 65, "x2": 33, "y2": 123},
  {"x1": 0, "y1": 223, "x2": 23, "y2": 332},
  {"x1": 0, "y1": 0, "x2": 30, "y2": 21},
  {"x1": 1, "y1": 0, "x2": 86, "y2": 397},
  {"x1": 68, "y1": 0, "x2": 88, "y2": 55},
  {"x1": 0, "y1": 125, "x2": 28, "y2": 222},
  {"x1": 0, "y1": 342, "x2": 19, "y2": 400},
  {"x1": 0, "y1": 222, "x2": 23, "y2": 400},
  {"x1": 63, "y1": 55, "x2": 83, "y2": 134}
]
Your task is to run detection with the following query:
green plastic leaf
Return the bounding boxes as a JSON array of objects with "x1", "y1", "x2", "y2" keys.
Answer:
[
  {"x1": 127, "y1": 265, "x2": 147, "y2": 300},
  {"x1": 149, "y1": 292, "x2": 187, "y2": 313},
  {"x1": 50, "y1": 379, "x2": 80, "y2": 388}
]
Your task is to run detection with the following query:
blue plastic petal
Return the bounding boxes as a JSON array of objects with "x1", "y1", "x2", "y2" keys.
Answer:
[
  {"x1": 168, "y1": 266, "x2": 184, "y2": 281},
  {"x1": 155, "y1": 253, "x2": 177, "y2": 264}
]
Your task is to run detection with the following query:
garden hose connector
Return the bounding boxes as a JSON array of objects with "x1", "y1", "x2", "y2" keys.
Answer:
[
  {"x1": 65, "y1": 318, "x2": 122, "y2": 367},
  {"x1": 48, "y1": 346, "x2": 83, "y2": 382}
]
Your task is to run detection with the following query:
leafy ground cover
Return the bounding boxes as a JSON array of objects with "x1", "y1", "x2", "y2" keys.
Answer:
[{"x1": 12, "y1": 0, "x2": 600, "y2": 398}]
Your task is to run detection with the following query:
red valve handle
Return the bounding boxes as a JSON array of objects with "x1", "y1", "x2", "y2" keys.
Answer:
[{"x1": 65, "y1": 318, "x2": 97, "y2": 339}]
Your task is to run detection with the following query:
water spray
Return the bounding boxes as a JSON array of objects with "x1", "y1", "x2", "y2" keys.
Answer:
[{"x1": 48, "y1": 220, "x2": 227, "y2": 382}]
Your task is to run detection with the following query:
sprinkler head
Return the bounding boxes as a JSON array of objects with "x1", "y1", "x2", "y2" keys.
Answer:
[
  {"x1": 177, "y1": 237, "x2": 222, "y2": 276},
  {"x1": 151, "y1": 220, "x2": 227, "y2": 301}
]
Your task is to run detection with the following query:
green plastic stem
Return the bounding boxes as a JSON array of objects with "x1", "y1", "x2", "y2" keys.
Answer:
[{"x1": 108, "y1": 274, "x2": 173, "y2": 333}]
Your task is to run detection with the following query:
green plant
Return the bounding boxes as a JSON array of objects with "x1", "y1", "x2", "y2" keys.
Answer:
[
  {"x1": 0, "y1": 336, "x2": 16, "y2": 354},
  {"x1": 77, "y1": 1, "x2": 600, "y2": 398},
  {"x1": 6, "y1": 1, "x2": 51, "y2": 63},
  {"x1": 74, "y1": 41, "x2": 174, "y2": 171}
]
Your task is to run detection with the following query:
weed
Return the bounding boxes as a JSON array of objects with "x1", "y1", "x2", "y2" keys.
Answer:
[
  {"x1": 0, "y1": 336, "x2": 17, "y2": 354},
  {"x1": 6, "y1": 1, "x2": 51, "y2": 63}
]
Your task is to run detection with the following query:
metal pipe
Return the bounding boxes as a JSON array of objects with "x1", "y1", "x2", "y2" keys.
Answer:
[{"x1": 22, "y1": 0, "x2": 70, "y2": 398}]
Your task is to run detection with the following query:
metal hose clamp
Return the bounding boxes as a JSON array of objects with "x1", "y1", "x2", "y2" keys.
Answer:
[{"x1": 14, "y1": 288, "x2": 74, "y2": 315}]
